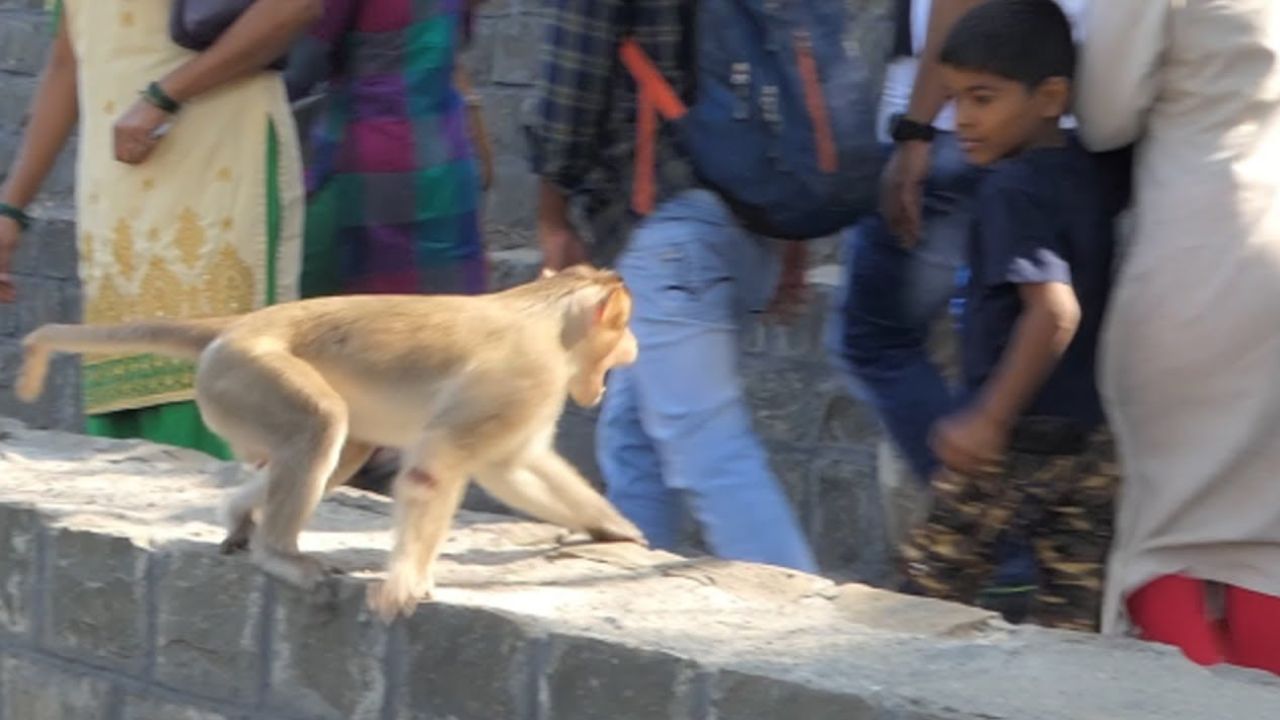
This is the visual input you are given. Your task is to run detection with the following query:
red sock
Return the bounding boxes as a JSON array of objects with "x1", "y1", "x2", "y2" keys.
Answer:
[
  {"x1": 1223, "y1": 585, "x2": 1280, "y2": 676},
  {"x1": 1126, "y1": 574, "x2": 1226, "y2": 666}
]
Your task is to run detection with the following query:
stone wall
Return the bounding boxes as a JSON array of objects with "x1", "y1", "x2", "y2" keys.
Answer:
[
  {"x1": 2, "y1": 421, "x2": 1278, "y2": 720},
  {"x1": 0, "y1": 0, "x2": 911, "y2": 584}
]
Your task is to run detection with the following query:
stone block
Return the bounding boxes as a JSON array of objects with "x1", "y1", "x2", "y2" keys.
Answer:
[
  {"x1": 491, "y1": 15, "x2": 542, "y2": 87},
  {"x1": 742, "y1": 363, "x2": 820, "y2": 443},
  {"x1": 0, "y1": 274, "x2": 79, "y2": 336},
  {"x1": 154, "y1": 549, "x2": 266, "y2": 702},
  {"x1": 267, "y1": 578, "x2": 387, "y2": 720},
  {"x1": 13, "y1": 212, "x2": 78, "y2": 280},
  {"x1": 0, "y1": 74, "x2": 35, "y2": 130},
  {"x1": 46, "y1": 527, "x2": 148, "y2": 672},
  {"x1": 555, "y1": 404, "x2": 602, "y2": 487},
  {"x1": 809, "y1": 450, "x2": 887, "y2": 581},
  {"x1": 818, "y1": 392, "x2": 881, "y2": 446},
  {"x1": 0, "y1": 503, "x2": 38, "y2": 636},
  {"x1": 1, "y1": 657, "x2": 112, "y2": 720},
  {"x1": 121, "y1": 695, "x2": 231, "y2": 720},
  {"x1": 460, "y1": 16, "x2": 497, "y2": 87},
  {"x1": 399, "y1": 604, "x2": 537, "y2": 720},
  {"x1": 474, "y1": 88, "x2": 537, "y2": 162},
  {"x1": 832, "y1": 584, "x2": 998, "y2": 637},
  {"x1": 542, "y1": 635, "x2": 702, "y2": 720},
  {"x1": 483, "y1": 156, "x2": 539, "y2": 233},
  {"x1": 713, "y1": 670, "x2": 878, "y2": 720},
  {"x1": 0, "y1": 351, "x2": 82, "y2": 432},
  {"x1": 0, "y1": 12, "x2": 49, "y2": 76}
]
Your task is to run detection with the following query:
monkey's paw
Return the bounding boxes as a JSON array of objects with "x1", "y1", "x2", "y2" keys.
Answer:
[
  {"x1": 366, "y1": 577, "x2": 432, "y2": 624},
  {"x1": 586, "y1": 514, "x2": 649, "y2": 547}
]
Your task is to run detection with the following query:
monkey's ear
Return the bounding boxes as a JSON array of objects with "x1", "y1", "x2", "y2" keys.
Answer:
[
  {"x1": 594, "y1": 286, "x2": 631, "y2": 330},
  {"x1": 540, "y1": 267, "x2": 558, "y2": 279}
]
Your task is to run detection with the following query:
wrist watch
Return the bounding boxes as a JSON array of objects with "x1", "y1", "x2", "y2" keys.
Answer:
[{"x1": 889, "y1": 113, "x2": 936, "y2": 144}]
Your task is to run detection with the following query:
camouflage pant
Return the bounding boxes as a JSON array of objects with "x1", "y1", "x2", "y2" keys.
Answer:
[{"x1": 901, "y1": 427, "x2": 1120, "y2": 632}]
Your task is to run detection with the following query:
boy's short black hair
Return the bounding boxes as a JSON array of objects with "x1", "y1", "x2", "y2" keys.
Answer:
[{"x1": 940, "y1": 0, "x2": 1076, "y2": 87}]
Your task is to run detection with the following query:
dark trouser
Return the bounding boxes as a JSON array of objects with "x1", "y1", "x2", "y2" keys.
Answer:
[{"x1": 901, "y1": 426, "x2": 1119, "y2": 632}]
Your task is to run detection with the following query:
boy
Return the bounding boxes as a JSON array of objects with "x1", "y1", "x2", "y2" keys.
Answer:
[{"x1": 900, "y1": 0, "x2": 1119, "y2": 632}]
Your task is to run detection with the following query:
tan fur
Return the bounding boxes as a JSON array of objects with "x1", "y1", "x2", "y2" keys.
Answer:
[{"x1": 15, "y1": 265, "x2": 645, "y2": 621}]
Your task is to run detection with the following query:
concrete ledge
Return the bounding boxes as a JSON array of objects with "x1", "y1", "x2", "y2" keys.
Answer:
[{"x1": 0, "y1": 419, "x2": 1276, "y2": 719}]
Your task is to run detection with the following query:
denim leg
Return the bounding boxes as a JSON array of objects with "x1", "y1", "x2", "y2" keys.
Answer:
[
  {"x1": 597, "y1": 363, "x2": 684, "y2": 549},
  {"x1": 601, "y1": 189, "x2": 817, "y2": 573},
  {"x1": 827, "y1": 135, "x2": 980, "y2": 480}
]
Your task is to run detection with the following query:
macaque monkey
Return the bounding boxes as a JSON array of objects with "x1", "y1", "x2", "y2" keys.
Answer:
[{"x1": 16, "y1": 265, "x2": 646, "y2": 621}]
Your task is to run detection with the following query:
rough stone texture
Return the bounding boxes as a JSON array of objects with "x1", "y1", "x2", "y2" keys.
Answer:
[
  {"x1": 0, "y1": 419, "x2": 1277, "y2": 720},
  {"x1": 46, "y1": 526, "x2": 148, "y2": 672},
  {"x1": 543, "y1": 636, "x2": 702, "y2": 720},
  {"x1": 267, "y1": 580, "x2": 388, "y2": 720},
  {"x1": 0, "y1": 504, "x2": 37, "y2": 637},
  {"x1": 121, "y1": 695, "x2": 232, "y2": 720},
  {"x1": 399, "y1": 604, "x2": 536, "y2": 720},
  {"x1": 154, "y1": 549, "x2": 265, "y2": 702},
  {"x1": 1, "y1": 656, "x2": 112, "y2": 720}
]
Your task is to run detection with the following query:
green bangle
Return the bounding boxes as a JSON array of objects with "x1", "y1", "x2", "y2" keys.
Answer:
[
  {"x1": 141, "y1": 81, "x2": 181, "y2": 114},
  {"x1": 0, "y1": 202, "x2": 31, "y2": 231}
]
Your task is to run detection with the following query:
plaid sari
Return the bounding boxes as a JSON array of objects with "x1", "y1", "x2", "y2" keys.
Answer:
[{"x1": 297, "y1": 0, "x2": 487, "y2": 298}]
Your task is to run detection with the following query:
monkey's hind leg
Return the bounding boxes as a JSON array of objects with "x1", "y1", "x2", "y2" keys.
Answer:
[
  {"x1": 219, "y1": 440, "x2": 375, "y2": 555},
  {"x1": 198, "y1": 346, "x2": 350, "y2": 589}
]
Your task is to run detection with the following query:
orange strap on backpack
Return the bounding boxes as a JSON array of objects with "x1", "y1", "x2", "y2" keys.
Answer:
[{"x1": 618, "y1": 38, "x2": 688, "y2": 215}]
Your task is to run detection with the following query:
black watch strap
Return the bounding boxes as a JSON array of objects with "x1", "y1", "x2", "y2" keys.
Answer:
[{"x1": 889, "y1": 113, "x2": 936, "y2": 143}]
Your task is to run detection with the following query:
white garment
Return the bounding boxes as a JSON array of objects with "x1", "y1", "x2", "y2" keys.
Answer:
[
  {"x1": 876, "y1": 0, "x2": 1088, "y2": 142},
  {"x1": 1077, "y1": 0, "x2": 1280, "y2": 634}
]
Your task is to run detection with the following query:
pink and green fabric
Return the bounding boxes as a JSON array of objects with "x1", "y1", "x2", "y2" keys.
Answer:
[{"x1": 298, "y1": 0, "x2": 486, "y2": 298}]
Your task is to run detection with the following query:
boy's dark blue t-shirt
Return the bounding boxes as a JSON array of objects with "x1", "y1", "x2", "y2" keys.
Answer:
[{"x1": 962, "y1": 136, "x2": 1115, "y2": 427}]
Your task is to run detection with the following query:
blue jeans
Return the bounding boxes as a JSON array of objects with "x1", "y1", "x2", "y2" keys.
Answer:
[
  {"x1": 597, "y1": 189, "x2": 818, "y2": 573},
  {"x1": 826, "y1": 134, "x2": 1037, "y2": 588}
]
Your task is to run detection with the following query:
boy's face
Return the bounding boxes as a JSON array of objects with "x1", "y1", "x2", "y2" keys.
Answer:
[{"x1": 943, "y1": 67, "x2": 1070, "y2": 166}]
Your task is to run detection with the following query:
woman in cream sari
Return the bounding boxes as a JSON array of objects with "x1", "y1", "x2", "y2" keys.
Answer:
[{"x1": 0, "y1": 0, "x2": 318, "y2": 457}]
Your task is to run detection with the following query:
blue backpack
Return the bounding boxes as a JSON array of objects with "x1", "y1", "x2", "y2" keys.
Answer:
[{"x1": 620, "y1": 0, "x2": 888, "y2": 240}]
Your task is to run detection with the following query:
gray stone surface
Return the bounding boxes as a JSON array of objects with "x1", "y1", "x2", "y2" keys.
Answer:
[
  {"x1": 121, "y1": 695, "x2": 231, "y2": 720},
  {"x1": 0, "y1": 419, "x2": 1277, "y2": 720},
  {"x1": 154, "y1": 549, "x2": 265, "y2": 702},
  {"x1": 0, "y1": 504, "x2": 37, "y2": 637},
  {"x1": 714, "y1": 670, "x2": 879, "y2": 720},
  {"x1": 46, "y1": 526, "x2": 148, "y2": 672},
  {"x1": 266, "y1": 579, "x2": 388, "y2": 720},
  {"x1": 399, "y1": 604, "x2": 536, "y2": 720},
  {"x1": 1, "y1": 656, "x2": 112, "y2": 720},
  {"x1": 543, "y1": 636, "x2": 702, "y2": 720}
]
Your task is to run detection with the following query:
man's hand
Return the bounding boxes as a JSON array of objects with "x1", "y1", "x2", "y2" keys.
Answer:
[
  {"x1": 0, "y1": 215, "x2": 21, "y2": 303},
  {"x1": 931, "y1": 405, "x2": 1010, "y2": 476},
  {"x1": 113, "y1": 100, "x2": 172, "y2": 165},
  {"x1": 538, "y1": 224, "x2": 589, "y2": 271},
  {"x1": 879, "y1": 140, "x2": 932, "y2": 246}
]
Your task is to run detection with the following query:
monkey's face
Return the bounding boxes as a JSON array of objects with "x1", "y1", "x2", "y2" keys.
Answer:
[{"x1": 567, "y1": 285, "x2": 638, "y2": 407}]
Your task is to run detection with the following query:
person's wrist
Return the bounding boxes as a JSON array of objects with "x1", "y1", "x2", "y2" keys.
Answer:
[
  {"x1": 890, "y1": 113, "x2": 937, "y2": 144},
  {"x1": 141, "y1": 81, "x2": 181, "y2": 114},
  {"x1": 0, "y1": 202, "x2": 31, "y2": 232}
]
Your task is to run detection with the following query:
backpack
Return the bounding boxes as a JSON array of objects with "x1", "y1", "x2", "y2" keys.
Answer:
[{"x1": 620, "y1": 0, "x2": 889, "y2": 240}]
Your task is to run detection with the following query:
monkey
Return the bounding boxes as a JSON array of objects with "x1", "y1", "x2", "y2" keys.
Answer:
[{"x1": 15, "y1": 264, "x2": 646, "y2": 621}]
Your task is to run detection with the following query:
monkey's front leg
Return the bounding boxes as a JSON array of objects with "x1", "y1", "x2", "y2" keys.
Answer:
[{"x1": 367, "y1": 462, "x2": 469, "y2": 623}]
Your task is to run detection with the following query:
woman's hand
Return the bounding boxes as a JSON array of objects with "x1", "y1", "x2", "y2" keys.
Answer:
[
  {"x1": 0, "y1": 216, "x2": 22, "y2": 303},
  {"x1": 113, "y1": 99, "x2": 173, "y2": 165}
]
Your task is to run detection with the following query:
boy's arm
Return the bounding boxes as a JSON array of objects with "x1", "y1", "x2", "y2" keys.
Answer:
[
  {"x1": 880, "y1": 0, "x2": 985, "y2": 244},
  {"x1": 934, "y1": 282, "x2": 1081, "y2": 473}
]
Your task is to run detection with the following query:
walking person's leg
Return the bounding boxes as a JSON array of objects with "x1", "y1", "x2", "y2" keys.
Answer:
[{"x1": 607, "y1": 189, "x2": 816, "y2": 572}]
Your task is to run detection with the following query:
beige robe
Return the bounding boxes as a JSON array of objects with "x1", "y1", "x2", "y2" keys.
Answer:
[
  {"x1": 1077, "y1": 0, "x2": 1280, "y2": 634},
  {"x1": 63, "y1": 0, "x2": 304, "y2": 414}
]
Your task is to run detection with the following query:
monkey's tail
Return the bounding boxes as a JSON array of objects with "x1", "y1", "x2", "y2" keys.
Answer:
[{"x1": 15, "y1": 317, "x2": 237, "y2": 403}]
